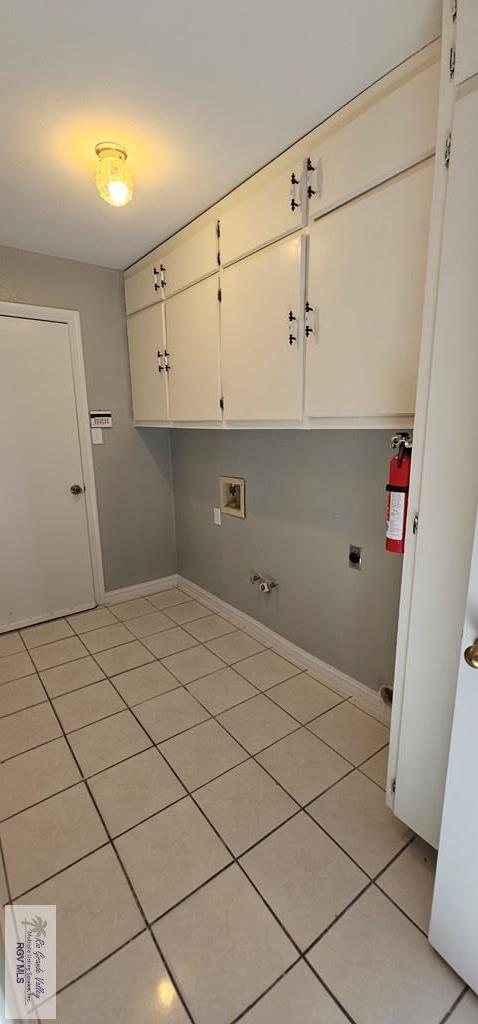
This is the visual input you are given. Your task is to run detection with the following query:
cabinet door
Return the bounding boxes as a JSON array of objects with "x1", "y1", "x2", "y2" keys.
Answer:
[
  {"x1": 165, "y1": 275, "x2": 221, "y2": 422},
  {"x1": 220, "y1": 159, "x2": 305, "y2": 266},
  {"x1": 305, "y1": 160, "x2": 433, "y2": 420},
  {"x1": 163, "y1": 220, "x2": 218, "y2": 298},
  {"x1": 455, "y1": 0, "x2": 478, "y2": 84},
  {"x1": 124, "y1": 261, "x2": 164, "y2": 315},
  {"x1": 127, "y1": 305, "x2": 168, "y2": 422},
  {"x1": 221, "y1": 235, "x2": 304, "y2": 421},
  {"x1": 307, "y1": 58, "x2": 438, "y2": 220}
]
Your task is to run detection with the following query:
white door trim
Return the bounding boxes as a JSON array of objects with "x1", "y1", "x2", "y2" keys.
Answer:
[{"x1": 0, "y1": 301, "x2": 105, "y2": 606}]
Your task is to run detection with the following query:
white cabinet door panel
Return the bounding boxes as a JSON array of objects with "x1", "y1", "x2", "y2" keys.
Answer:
[
  {"x1": 127, "y1": 305, "x2": 168, "y2": 422},
  {"x1": 308, "y1": 60, "x2": 438, "y2": 220},
  {"x1": 163, "y1": 220, "x2": 218, "y2": 297},
  {"x1": 455, "y1": 0, "x2": 478, "y2": 85},
  {"x1": 166, "y1": 275, "x2": 221, "y2": 422},
  {"x1": 221, "y1": 236, "x2": 304, "y2": 421},
  {"x1": 220, "y1": 160, "x2": 305, "y2": 266},
  {"x1": 124, "y1": 262, "x2": 163, "y2": 315},
  {"x1": 305, "y1": 160, "x2": 433, "y2": 420}
]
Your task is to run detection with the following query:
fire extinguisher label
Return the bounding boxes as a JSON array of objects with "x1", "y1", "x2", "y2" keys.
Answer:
[{"x1": 386, "y1": 491, "x2": 406, "y2": 541}]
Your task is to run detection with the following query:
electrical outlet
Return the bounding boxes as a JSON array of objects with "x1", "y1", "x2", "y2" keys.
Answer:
[{"x1": 213, "y1": 507, "x2": 221, "y2": 526}]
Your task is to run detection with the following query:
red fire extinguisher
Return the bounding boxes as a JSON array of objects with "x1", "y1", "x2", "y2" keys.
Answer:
[{"x1": 386, "y1": 433, "x2": 412, "y2": 554}]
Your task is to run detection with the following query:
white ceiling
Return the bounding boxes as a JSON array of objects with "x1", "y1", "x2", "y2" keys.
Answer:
[{"x1": 0, "y1": 0, "x2": 441, "y2": 270}]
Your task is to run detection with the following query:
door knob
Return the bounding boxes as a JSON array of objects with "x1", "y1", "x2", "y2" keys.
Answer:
[
  {"x1": 464, "y1": 639, "x2": 478, "y2": 669},
  {"x1": 70, "y1": 484, "x2": 84, "y2": 496}
]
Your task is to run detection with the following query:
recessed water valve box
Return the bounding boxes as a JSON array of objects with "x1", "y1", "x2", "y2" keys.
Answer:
[
  {"x1": 219, "y1": 476, "x2": 245, "y2": 518},
  {"x1": 349, "y1": 545, "x2": 362, "y2": 570}
]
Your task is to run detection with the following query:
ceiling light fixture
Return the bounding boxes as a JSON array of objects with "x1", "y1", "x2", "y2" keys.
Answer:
[{"x1": 94, "y1": 141, "x2": 134, "y2": 207}]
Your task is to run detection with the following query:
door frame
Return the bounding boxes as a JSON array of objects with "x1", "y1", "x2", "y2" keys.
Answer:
[{"x1": 0, "y1": 301, "x2": 105, "y2": 612}]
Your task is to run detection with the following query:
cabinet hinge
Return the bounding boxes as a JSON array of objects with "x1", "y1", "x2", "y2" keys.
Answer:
[
  {"x1": 217, "y1": 287, "x2": 222, "y2": 302},
  {"x1": 449, "y1": 45, "x2": 456, "y2": 78},
  {"x1": 451, "y1": 0, "x2": 457, "y2": 20},
  {"x1": 391, "y1": 778, "x2": 397, "y2": 795},
  {"x1": 216, "y1": 220, "x2": 221, "y2": 239},
  {"x1": 219, "y1": 397, "x2": 224, "y2": 411},
  {"x1": 444, "y1": 132, "x2": 452, "y2": 168},
  {"x1": 413, "y1": 513, "x2": 419, "y2": 536}
]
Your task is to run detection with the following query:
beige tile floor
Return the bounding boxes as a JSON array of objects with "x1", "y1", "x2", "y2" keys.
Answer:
[{"x1": 0, "y1": 587, "x2": 474, "y2": 1024}]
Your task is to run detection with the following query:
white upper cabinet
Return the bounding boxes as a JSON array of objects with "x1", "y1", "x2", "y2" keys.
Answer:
[
  {"x1": 305, "y1": 159, "x2": 434, "y2": 421},
  {"x1": 165, "y1": 275, "x2": 221, "y2": 422},
  {"x1": 124, "y1": 43, "x2": 439, "y2": 428},
  {"x1": 162, "y1": 219, "x2": 218, "y2": 298},
  {"x1": 454, "y1": 0, "x2": 478, "y2": 84},
  {"x1": 307, "y1": 57, "x2": 439, "y2": 221},
  {"x1": 124, "y1": 217, "x2": 218, "y2": 314},
  {"x1": 219, "y1": 158, "x2": 305, "y2": 266},
  {"x1": 221, "y1": 235, "x2": 304, "y2": 421},
  {"x1": 124, "y1": 260, "x2": 165, "y2": 315},
  {"x1": 127, "y1": 304, "x2": 168, "y2": 422}
]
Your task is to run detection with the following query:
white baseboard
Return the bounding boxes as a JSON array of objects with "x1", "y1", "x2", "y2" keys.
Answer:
[
  {"x1": 104, "y1": 574, "x2": 178, "y2": 605},
  {"x1": 177, "y1": 575, "x2": 390, "y2": 725},
  {"x1": 104, "y1": 571, "x2": 389, "y2": 724}
]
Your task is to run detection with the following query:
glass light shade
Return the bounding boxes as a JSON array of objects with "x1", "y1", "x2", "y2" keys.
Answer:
[{"x1": 95, "y1": 142, "x2": 134, "y2": 207}]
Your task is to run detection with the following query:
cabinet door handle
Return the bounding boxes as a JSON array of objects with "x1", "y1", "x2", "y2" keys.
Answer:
[
  {"x1": 305, "y1": 301, "x2": 318, "y2": 339},
  {"x1": 290, "y1": 168, "x2": 301, "y2": 213}
]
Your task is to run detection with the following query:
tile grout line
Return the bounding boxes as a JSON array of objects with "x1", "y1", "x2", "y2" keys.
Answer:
[
  {"x1": 439, "y1": 988, "x2": 471, "y2": 1024},
  {"x1": 0, "y1": 835, "x2": 13, "y2": 904},
  {"x1": 2, "y1": 629, "x2": 388, "y2": 835},
  {"x1": 2, "y1": 595, "x2": 434, "y2": 1023},
  {"x1": 2, "y1": 606, "x2": 382, "y2": 773},
  {"x1": 103, "y1": 664, "x2": 374, "y2": 1024},
  {"x1": 16, "y1": 649, "x2": 199, "y2": 1024},
  {"x1": 1, "y1": 621, "x2": 391, "y2": 914}
]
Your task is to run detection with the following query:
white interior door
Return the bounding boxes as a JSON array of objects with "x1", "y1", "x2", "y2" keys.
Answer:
[
  {"x1": 127, "y1": 304, "x2": 168, "y2": 422},
  {"x1": 221, "y1": 235, "x2": 304, "y2": 421},
  {"x1": 391, "y1": 78, "x2": 478, "y2": 848},
  {"x1": 305, "y1": 160, "x2": 433, "y2": 419},
  {"x1": 0, "y1": 315, "x2": 95, "y2": 630},
  {"x1": 429, "y1": 505, "x2": 478, "y2": 993},
  {"x1": 165, "y1": 275, "x2": 221, "y2": 422}
]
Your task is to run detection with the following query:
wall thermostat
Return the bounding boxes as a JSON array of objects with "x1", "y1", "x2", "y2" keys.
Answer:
[{"x1": 89, "y1": 411, "x2": 112, "y2": 428}]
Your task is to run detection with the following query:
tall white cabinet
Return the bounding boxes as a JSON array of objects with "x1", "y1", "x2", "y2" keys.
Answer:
[
  {"x1": 305, "y1": 161, "x2": 434, "y2": 420},
  {"x1": 124, "y1": 41, "x2": 439, "y2": 430},
  {"x1": 127, "y1": 304, "x2": 168, "y2": 422},
  {"x1": 165, "y1": 275, "x2": 221, "y2": 423},
  {"x1": 221, "y1": 236, "x2": 304, "y2": 421}
]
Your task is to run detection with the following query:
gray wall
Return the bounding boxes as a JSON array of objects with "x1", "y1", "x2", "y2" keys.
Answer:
[
  {"x1": 171, "y1": 430, "x2": 403, "y2": 690},
  {"x1": 0, "y1": 245, "x2": 176, "y2": 591}
]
